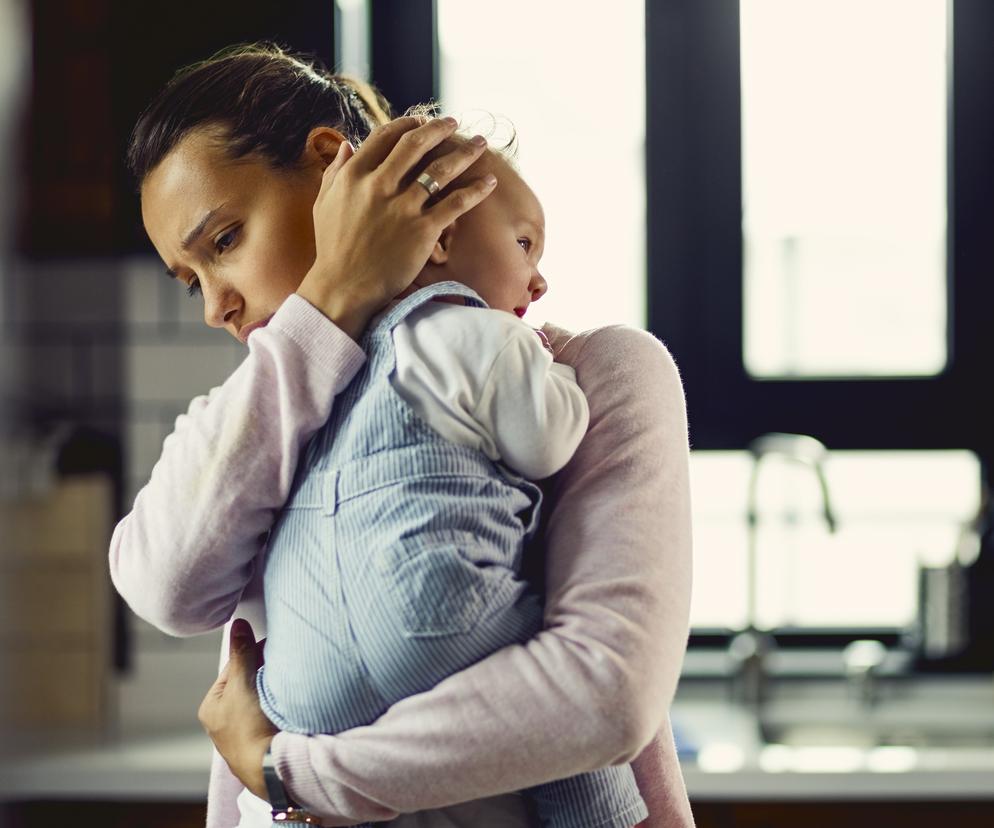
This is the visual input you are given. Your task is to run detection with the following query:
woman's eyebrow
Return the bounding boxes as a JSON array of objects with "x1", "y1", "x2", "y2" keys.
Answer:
[
  {"x1": 181, "y1": 205, "x2": 225, "y2": 251},
  {"x1": 164, "y1": 204, "x2": 228, "y2": 278}
]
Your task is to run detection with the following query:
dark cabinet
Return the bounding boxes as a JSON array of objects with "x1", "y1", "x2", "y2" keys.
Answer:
[{"x1": 18, "y1": 0, "x2": 334, "y2": 257}]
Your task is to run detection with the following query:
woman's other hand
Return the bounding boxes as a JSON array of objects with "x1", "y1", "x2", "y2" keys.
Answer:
[
  {"x1": 297, "y1": 116, "x2": 496, "y2": 341},
  {"x1": 198, "y1": 619, "x2": 276, "y2": 801}
]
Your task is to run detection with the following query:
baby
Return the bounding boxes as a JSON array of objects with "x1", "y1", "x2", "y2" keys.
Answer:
[{"x1": 251, "y1": 140, "x2": 648, "y2": 828}]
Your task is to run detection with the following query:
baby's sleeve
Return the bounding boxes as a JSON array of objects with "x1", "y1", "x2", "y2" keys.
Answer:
[
  {"x1": 472, "y1": 324, "x2": 590, "y2": 480},
  {"x1": 108, "y1": 293, "x2": 366, "y2": 637}
]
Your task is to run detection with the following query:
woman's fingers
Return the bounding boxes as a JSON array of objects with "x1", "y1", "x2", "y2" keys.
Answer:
[
  {"x1": 314, "y1": 139, "x2": 355, "y2": 202},
  {"x1": 404, "y1": 134, "x2": 489, "y2": 205},
  {"x1": 348, "y1": 115, "x2": 449, "y2": 174},
  {"x1": 375, "y1": 116, "x2": 468, "y2": 185},
  {"x1": 424, "y1": 171, "x2": 498, "y2": 229}
]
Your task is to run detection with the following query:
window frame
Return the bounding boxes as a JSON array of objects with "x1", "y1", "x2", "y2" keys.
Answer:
[
  {"x1": 645, "y1": 0, "x2": 994, "y2": 454},
  {"x1": 646, "y1": 0, "x2": 994, "y2": 660}
]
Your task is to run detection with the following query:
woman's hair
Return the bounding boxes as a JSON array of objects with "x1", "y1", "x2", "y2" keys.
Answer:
[{"x1": 126, "y1": 42, "x2": 392, "y2": 188}]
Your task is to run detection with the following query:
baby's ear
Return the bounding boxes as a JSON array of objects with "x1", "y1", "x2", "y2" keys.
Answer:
[{"x1": 428, "y1": 223, "x2": 455, "y2": 265}]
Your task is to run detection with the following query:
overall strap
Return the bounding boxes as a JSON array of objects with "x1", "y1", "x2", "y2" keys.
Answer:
[{"x1": 368, "y1": 280, "x2": 489, "y2": 344}]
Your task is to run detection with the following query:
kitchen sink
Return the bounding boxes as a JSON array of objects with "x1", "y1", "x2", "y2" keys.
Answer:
[{"x1": 758, "y1": 721, "x2": 994, "y2": 750}]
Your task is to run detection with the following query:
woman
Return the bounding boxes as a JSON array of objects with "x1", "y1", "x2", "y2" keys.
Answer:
[{"x1": 111, "y1": 44, "x2": 694, "y2": 827}]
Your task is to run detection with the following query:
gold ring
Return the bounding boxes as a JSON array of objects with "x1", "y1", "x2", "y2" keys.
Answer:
[{"x1": 416, "y1": 171, "x2": 441, "y2": 197}]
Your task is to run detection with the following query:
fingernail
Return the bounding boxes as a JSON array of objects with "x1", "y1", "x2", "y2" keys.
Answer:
[
  {"x1": 231, "y1": 618, "x2": 251, "y2": 639},
  {"x1": 484, "y1": 174, "x2": 497, "y2": 186},
  {"x1": 442, "y1": 116, "x2": 458, "y2": 126},
  {"x1": 470, "y1": 134, "x2": 486, "y2": 147}
]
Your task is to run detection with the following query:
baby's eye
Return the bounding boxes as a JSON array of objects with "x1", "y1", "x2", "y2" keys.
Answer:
[
  {"x1": 215, "y1": 227, "x2": 239, "y2": 254},
  {"x1": 186, "y1": 277, "x2": 202, "y2": 298},
  {"x1": 517, "y1": 238, "x2": 532, "y2": 252}
]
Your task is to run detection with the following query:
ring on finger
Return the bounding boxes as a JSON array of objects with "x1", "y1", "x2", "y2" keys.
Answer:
[{"x1": 416, "y1": 171, "x2": 441, "y2": 197}]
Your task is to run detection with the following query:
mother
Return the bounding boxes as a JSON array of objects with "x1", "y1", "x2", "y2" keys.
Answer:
[{"x1": 109, "y1": 44, "x2": 694, "y2": 827}]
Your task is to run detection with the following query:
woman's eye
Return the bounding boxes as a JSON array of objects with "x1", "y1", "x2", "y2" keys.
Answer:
[
  {"x1": 517, "y1": 238, "x2": 531, "y2": 252},
  {"x1": 186, "y1": 278, "x2": 202, "y2": 298},
  {"x1": 215, "y1": 227, "x2": 239, "y2": 254}
]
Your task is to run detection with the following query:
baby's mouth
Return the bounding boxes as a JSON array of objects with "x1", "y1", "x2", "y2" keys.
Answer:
[{"x1": 514, "y1": 307, "x2": 526, "y2": 318}]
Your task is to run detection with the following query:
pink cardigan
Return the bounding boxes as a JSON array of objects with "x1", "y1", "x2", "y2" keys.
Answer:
[{"x1": 109, "y1": 294, "x2": 695, "y2": 827}]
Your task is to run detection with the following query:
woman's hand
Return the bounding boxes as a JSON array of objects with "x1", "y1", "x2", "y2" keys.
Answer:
[
  {"x1": 296, "y1": 116, "x2": 496, "y2": 341},
  {"x1": 198, "y1": 619, "x2": 277, "y2": 802}
]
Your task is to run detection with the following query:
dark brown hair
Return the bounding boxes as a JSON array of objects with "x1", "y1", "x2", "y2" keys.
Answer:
[{"x1": 126, "y1": 42, "x2": 392, "y2": 188}]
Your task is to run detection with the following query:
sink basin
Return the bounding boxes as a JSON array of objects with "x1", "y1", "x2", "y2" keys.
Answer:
[{"x1": 759, "y1": 721, "x2": 994, "y2": 750}]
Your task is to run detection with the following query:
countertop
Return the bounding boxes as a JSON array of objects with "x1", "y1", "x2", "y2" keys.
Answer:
[{"x1": 2, "y1": 706, "x2": 993, "y2": 804}]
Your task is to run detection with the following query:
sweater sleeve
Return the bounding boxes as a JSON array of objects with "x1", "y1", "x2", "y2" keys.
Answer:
[
  {"x1": 108, "y1": 293, "x2": 366, "y2": 637},
  {"x1": 270, "y1": 324, "x2": 694, "y2": 824}
]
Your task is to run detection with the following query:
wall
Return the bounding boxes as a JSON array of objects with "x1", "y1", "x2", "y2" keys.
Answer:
[
  {"x1": 3, "y1": 254, "x2": 245, "y2": 732},
  {"x1": 116, "y1": 256, "x2": 245, "y2": 731}
]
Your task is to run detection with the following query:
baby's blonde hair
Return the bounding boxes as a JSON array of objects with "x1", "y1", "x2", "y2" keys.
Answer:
[{"x1": 403, "y1": 103, "x2": 521, "y2": 203}]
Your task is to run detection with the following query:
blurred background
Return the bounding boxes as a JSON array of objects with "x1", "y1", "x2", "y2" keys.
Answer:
[{"x1": 1, "y1": 1, "x2": 993, "y2": 826}]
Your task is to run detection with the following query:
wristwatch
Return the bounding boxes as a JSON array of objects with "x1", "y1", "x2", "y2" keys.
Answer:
[{"x1": 262, "y1": 745, "x2": 320, "y2": 824}]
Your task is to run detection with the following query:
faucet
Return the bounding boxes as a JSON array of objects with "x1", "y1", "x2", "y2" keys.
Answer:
[{"x1": 727, "y1": 433, "x2": 838, "y2": 713}]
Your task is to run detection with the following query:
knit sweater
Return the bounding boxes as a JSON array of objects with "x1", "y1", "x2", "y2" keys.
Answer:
[{"x1": 109, "y1": 292, "x2": 695, "y2": 827}]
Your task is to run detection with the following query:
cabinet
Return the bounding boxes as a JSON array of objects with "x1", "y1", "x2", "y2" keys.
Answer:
[
  {"x1": 0, "y1": 801, "x2": 204, "y2": 828},
  {"x1": 0, "y1": 475, "x2": 114, "y2": 731}
]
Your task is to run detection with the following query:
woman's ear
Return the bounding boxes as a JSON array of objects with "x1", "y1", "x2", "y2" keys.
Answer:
[
  {"x1": 303, "y1": 126, "x2": 349, "y2": 167},
  {"x1": 428, "y1": 222, "x2": 455, "y2": 265}
]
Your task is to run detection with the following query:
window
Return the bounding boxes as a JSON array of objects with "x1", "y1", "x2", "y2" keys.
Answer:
[
  {"x1": 647, "y1": 0, "x2": 994, "y2": 651},
  {"x1": 740, "y1": 0, "x2": 949, "y2": 378},
  {"x1": 689, "y1": 449, "x2": 981, "y2": 631},
  {"x1": 436, "y1": 0, "x2": 645, "y2": 331}
]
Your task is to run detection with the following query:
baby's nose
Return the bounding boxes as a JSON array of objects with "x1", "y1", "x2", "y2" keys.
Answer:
[{"x1": 530, "y1": 273, "x2": 548, "y2": 301}]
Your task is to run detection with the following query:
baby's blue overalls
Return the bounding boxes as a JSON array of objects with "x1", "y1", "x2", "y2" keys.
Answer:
[{"x1": 257, "y1": 281, "x2": 648, "y2": 828}]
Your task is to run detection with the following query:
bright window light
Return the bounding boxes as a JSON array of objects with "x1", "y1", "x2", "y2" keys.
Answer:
[
  {"x1": 437, "y1": 1, "x2": 645, "y2": 331},
  {"x1": 689, "y1": 449, "x2": 981, "y2": 630},
  {"x1": 741, "y1": 0, "x2": 949, "y2": 378}
]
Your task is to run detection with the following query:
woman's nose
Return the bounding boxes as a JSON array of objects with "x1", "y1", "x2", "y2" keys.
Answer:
[
  {"x1": 203, "y1": 284, "x2": 240, "y2": 330},
  {"x1": 530, "y1": 273, "x2": 548, "y2": 302}
]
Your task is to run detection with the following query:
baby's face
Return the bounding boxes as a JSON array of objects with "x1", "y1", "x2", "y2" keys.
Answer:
[{"x1": 420, "y1": 151, "x2": 548, "y2": 318}]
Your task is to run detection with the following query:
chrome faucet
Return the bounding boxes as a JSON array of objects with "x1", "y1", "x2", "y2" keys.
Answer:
[{"x1": 728, "y1": 433, "x2": 838, "y2": 712}]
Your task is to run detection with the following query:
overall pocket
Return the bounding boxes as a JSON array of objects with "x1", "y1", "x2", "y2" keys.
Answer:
[{"x1": 375, "y1": 529, "x2": 505, "y2": 638}]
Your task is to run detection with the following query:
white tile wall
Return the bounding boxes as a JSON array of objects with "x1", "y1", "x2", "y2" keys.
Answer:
[
  {"x1": 1, "y1": 254, "x2": 262, "y2": 731},
  {"x1": 127, "y1": 341, "x2": 237, "y2": 403},
  {"x1": 13, "y1": 258, "x2": 124, "y2": 327},
  {"x1": 122, "y1": 255, "x2": 167, "y2": 329},
  {"x1": 115, "y1": 627, "x2": 224, "y2": 732},
  {"x1": 118, "y1": 256, "x2": 247, "y2": 731}
]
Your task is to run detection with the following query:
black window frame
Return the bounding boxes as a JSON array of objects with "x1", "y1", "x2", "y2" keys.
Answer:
[{"x1": 646, "y1": 0, "x2": 994, "y2": 662}]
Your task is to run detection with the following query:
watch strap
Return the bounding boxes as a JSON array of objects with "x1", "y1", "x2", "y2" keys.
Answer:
[{"x1": 262, "y1": 745, "x2": 320, "y2": 824}]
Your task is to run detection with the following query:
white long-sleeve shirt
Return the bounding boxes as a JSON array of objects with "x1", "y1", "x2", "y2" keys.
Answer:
[{"x1": 389, "y1": 300, "x2": 589, "y2": 480}]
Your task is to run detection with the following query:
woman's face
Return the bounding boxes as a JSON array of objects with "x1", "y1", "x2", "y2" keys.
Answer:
[{"x1": 141, "y1": 128, "x2": 323, "y2": 344}]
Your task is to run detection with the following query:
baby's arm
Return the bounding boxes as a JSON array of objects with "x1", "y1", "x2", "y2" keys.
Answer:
[
  {"x1": 473, "y1": 323, "x2": 589, "y2": 479},
  {"x1": 109, "y1": 294, "x2": 365, "y2": 636},
  {"x1": 391, "y1": 303, "x2": 589, "y2": 480}
]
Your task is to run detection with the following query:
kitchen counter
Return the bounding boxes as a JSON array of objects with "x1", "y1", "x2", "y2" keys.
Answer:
[
  {"x1": 2, "y1": 705, "x2": 993, "y2": 804},
  {"x1": 0, "y1": 729, "x2": 213, "y2": 801},
  {"x1": 674, "y1": 701, "x2": 994, "y2": 801}
]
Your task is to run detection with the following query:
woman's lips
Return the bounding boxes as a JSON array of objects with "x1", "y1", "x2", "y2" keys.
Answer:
[{"x1": 238, "y1": 315, "x2": 274, "y2": 344}]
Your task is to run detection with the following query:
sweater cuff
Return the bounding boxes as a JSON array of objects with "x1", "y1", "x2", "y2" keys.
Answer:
[
  {"x1": 267, "y1": 293, "x2": 367, "y2": 383},
  {"x1": 270, "y1": 731, "x2": 328, "y2": 814}
]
